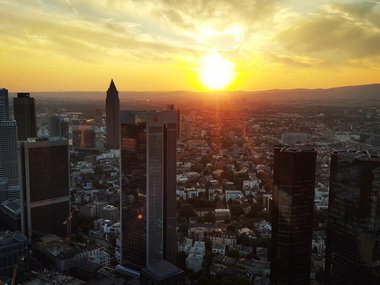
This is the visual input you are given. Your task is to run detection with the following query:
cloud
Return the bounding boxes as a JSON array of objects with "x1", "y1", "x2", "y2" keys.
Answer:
[
  {"x1": 1, "y1": 0, "x2": 379, "y2": 70},
  {"x1": 274, "y1": 1, "x2": 380, "y2": 67}
]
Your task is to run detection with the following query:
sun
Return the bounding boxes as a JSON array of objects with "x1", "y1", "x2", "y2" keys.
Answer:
[{"x1": 199, "y1": 49, "x2": 235, "y2": 90}]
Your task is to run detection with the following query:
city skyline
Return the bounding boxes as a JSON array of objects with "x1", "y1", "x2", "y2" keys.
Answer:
[{"x1": 1, "y1": 0, "x2": 380, "y2": 92}]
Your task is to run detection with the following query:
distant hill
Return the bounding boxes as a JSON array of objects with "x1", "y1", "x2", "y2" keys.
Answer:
[
  {"x1": 8, "y1": 83, "x2": 380, "y2": 108},
  {"x1": 244, "y1": 84, "x2": 380, "y2": 101}
]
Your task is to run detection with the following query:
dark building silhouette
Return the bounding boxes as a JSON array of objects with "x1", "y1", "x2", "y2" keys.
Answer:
[
  {"x1": 0, "y1": 231, "x2": 28, "y2": 283},
  {"x1": 72, "y1": 125, "x2": 96, "y2": 150},
  {"x1": 0, "y1": 88, "x2": 9, "y2": 121},
  {"x1": 106, "y1": 79, "x2": 120, "y2": 149},
  {"x1": 271, "y1": 145, "x2": 317, "y2": 285},
  {"x1": 13, "y1": 93, "x2": 37, "y2": 141},
  {"x1": 49, "y1": 115, "x2": 69, "y2": 138},
  {"x1": 120, "y1": 110, "x2": 177, "y2": 270},
  {"x1": 166, "y1": 104, "x2": 181, "y2": 140},
  {"x1": 325, "y1": 151, "x2": 380, "y2": 285},
  {"x1": 0, "y1": 88, "x2": 21, "y2": 230},
  {"x1": 20, "y1": 137, "x2": 70, "y2": 241}
]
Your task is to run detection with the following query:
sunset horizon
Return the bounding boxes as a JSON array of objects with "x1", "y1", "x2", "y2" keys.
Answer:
[{"x1": 2, "y1": 0, "x2": 380, "y2": 92}]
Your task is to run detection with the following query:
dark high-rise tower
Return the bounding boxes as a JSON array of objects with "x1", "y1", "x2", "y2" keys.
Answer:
[
  {"x1": 0, "y1": 88, "x2": 9, "y2": 121},
  {"x1": 13, "y1": 93, "x2": 37, "y2": 141},
  {"x1": 325, "y1": 151, "x2": 380, "y2": 285},
  {"x1": 106, "y1": 79, "x2": 120, "y2": 149},
  {"x1": 0, "y1": 88, "x2": 20, "y2": 204},
  {"x1": 271, "y1": 145, "x2": 317, "y2": 285},
  {"x1": 120, "y1": 110, "x2": 177, "y2": 270},
  {"x1": 20, "y1": 138, "x2": 70, "y2": 241}
]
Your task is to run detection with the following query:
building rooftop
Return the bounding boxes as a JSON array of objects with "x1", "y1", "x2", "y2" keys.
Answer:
[{"x1": 141, "y1": 260, "x2": 184, "y2": 281}]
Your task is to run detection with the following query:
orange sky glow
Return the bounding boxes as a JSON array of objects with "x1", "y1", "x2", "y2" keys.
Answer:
[{"x1": 1, "y1": 0, "x2": 380, "y2": 92}]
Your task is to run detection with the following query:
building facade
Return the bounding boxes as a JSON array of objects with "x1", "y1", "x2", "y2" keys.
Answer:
[
  {"x1": 271, "y1": 145, "x2": 317, "y2": 285},
  {"x1": 120, "y1": 110, "x2": 177, "y2": 270},
  {"x1": 72, "y1": 125, "x2": 96, "y2": 150},
  {"x1": 49, "y1": 115, "x2": 69, "y2": 138},
  {"x1": 13, "y1": 93, "x2": 37, "y2": 141},
  {"x1": 0, "y1": 88, "x2": 9, "y2": 121},
  {"x1": 325, "y1": 151, "x2": 380, "y2": 285},
  {"x1": 0, "y1": 231, "x2": 28, "y2": 283},
  {"x1": 105, "y1": 79, "x2": 120, "y2": 149},
  {"x1": 21, "y1": 138, "x2": 70, "y2": 240}
]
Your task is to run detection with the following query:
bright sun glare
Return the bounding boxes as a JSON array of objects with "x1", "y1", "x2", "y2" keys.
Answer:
[{"x1": 199, "y1": 49, "x2": 235, "y2": 90}]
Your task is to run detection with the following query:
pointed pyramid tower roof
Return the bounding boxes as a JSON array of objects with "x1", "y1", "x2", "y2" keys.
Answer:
[{"x1": 108, "y1": 79, "x2": 117, "y2": 92}]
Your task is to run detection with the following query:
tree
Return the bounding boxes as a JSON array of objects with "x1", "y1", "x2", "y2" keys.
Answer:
[
  {"x1": 179, "y1": 204, "x2": 195, "y2": 218},
  {"x1": 203, "y1": 212, "x2": 215, "y2": 223},
  {"x1": 176, "y1": 251, "x2": 187, "y2": 270},
  {"x1": 229, "y1": 204, "x2": 243, "y2": 216}
]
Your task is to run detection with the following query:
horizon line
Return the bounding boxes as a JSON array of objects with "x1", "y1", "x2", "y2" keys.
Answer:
[{"x1": 4, "y1": 82, "x2": 380, "y2": 94}]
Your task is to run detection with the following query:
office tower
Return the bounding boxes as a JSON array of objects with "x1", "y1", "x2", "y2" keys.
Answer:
[
  {"x1": 106, "y1": 79, "x2": 120, "y2": 149},
  {"x1": 325, "y1": 151, "x2": 380, "y2": 285},
  {"x1": 21, "y1": 138, "x2": 70, "y2": 240},
  {"x1": 13, "y1": 93, "x2": 37, "y2": 141},
  {"x1": 166, "y1": 104, "x2": 181, "y2": 140},
  {"x1": 0, "y1": 88, "x2": 9, "y2": 121},
  {"x1": 0, "y1": 89, "x2": 22, "y2": 232},
  {"x1": 0, "y1": 121, "x2": 20, "y2": 202},
  {"x1": 120, "y1": 110, "x2": 177, "y2": 270},
  {"x1": 49, "y1": 115, "x2": 69, "y2": 138},
  {"x1": 271, "y1": 145, "x2": 317, "y2": 285},
  {"x1": 72, "y1": 125, "x2": 96, "y2": 150},
  {"x1": 0, "y1": 231, "x2": 28, "y2": 283}
]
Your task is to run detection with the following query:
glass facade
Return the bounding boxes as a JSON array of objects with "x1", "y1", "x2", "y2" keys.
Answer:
[
  {"x1": 121, "y1": 110, "x2": 177, "y2": 270},
  {"x1": 325, "y1": 151, "x2": 380, "y2": 285},
  {"x1": 271, "y1": 145, "x2": 317, "y2": 285}
]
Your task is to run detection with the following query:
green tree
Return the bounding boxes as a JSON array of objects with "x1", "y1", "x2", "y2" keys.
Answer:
[
  {"x1": 229, "y1": 204, "x2": 243, "y2": 216},
  {"x1": 179, "y1": 204, "x2": 195, "y2": 218},
  {"x1": 176, "y1": 251, "x2": 187, "y2": 270},
  {"x1": 203, "y1": 212, "x2": 215, "y2": 223}
]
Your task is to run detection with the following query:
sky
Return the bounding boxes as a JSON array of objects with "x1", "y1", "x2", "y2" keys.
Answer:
[{"x1": 1, "y1": 0, "x2": 380, "y2": 92}]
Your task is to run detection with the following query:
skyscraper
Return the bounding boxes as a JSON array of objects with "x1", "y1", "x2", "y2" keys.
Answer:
[
  {"x1": 106, "y1": 79, "x2": 120, "y2": 149},
  {"x1": 0, "y1": 121, "x2": 20, "y2": 201},
  {"x1": 0, "y1": 88, "x2": 20, "y2": 204},
  {"x1": 20, "y1": 137, "x2": 70, "y2": 240},
  {"x1": 120, "y1": 110, "x2": 177, "y2": 270},
  {"x1": 49, "y1": 115, "x2": 69, "y2": 138},
  {"x1": 0, "y1": 88, "x2": 9, "y2": 121},
  {"x1": 271, "y1": 145, "x2": 317, "y2": 285},
  {"x1": 325, "y1": 151, "x2": 380, "y2": 285},
  {"x1": 13, "y1": 93, "x2": 37, "y2": 141}
]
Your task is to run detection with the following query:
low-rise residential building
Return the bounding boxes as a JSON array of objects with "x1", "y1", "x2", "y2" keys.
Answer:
[
  {"x1": 214, "y1": 209, "x2": 231, "y2": 222},
  {"x1": 186, "y1": 241, "x2": 205, "y2": 273},
  {"x1": 212, "y1": 243, "x2": 226, "y2": 255},
  {"x1": 178, "y1": 237, "x2": 193, "y2": 255},
  {"x1": 225, "y1": 190, "x2": 244, "y2": 201},
  {"x1": 207, "y1": 231, "x2": 237, "y2": 246}
]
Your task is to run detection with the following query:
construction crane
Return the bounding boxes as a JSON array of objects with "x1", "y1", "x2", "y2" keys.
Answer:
[
  {"x1": 63, "y1": 206, "x2": 79, "y2": 236},
  {"x1": 10, "y1": 264, "x2": 18, "y2": 285}
]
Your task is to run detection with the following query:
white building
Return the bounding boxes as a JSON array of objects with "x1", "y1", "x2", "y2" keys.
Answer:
[
  {"x1": 214, "y1": 209, "x2": 231, "y2": 222},
  {"x1": 186, "y1": 253, "x2": 203, "y2": 272},
  {"x1": 186, "y1": 241, "x2": 205, "y2": 272},
  {"x1": 89, "y1": 250, "x2": 111, "y2": 267},
  {"x1": 178, "y1": 237, "x2": 193, "y2": 255}
]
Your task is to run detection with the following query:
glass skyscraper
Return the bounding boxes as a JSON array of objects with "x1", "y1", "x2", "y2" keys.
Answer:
[
  {"x1": 271, "y1": 145, "x2": 317, "y2": 285},
  {"x1": 325, "y1": 151, "x2": 380, "y2": 285},
  {"x1": 120, "y1": 110, "x2": 177, "y2": 270}
]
